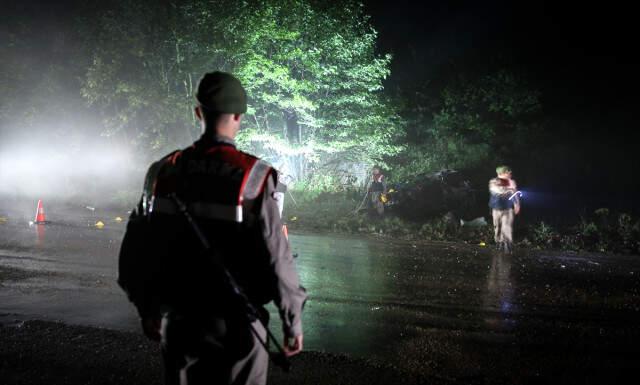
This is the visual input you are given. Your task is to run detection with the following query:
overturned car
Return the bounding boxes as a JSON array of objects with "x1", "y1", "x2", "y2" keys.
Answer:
[{"x1": 386, "y1": 169, "x2": 486, "y2": 222}]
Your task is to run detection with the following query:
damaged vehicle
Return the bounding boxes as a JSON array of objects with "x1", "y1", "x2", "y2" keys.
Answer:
[{"x1": 387, "y1": 169, "x2": 485, "y2": 222}]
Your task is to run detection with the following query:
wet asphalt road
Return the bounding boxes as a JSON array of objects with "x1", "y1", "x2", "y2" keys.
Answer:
[{"x1": 2, "y1": 203, "x2": 640, "y2": 383}]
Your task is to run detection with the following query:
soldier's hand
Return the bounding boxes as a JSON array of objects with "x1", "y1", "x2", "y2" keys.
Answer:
[
  {"x1": 141, "y1": 317, "x2": 162, "y2": 342},
  {"x1": 283, "y1": 334, "x2": 303, "y2": 357}
]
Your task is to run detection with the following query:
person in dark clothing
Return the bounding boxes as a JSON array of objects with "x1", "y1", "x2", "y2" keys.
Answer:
[
  {"x1": 368, "y1": 166, "x2": 387, "y2": 216},
  {"x1": 118, "y1": 71, "x2": 306, "y2": 385}
]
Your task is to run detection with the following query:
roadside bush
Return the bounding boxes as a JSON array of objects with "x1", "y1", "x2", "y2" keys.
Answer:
[
  {"x1": 285, "y1": 192, "x2": 640, "y2": 255},
  {"x1": 418, "y1": 218, "x2": 449, "y2": 241},
  {"x1": 527, "y1": 210, "x2": 640, "y2": 255},
  {"x1": 530, "y1": 221, "x2": 560, "y2": 248}
]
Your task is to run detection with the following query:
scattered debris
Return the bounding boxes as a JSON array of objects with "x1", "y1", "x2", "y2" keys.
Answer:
[{"x1": 460, "y1": 217, "x2": 488, "y2": 227}]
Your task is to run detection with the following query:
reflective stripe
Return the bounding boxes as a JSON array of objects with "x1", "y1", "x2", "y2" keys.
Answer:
[
  {"x1": 151, "y1": 197, "x2": 243, "y2": 223},
  {"x1": 242, "y1": 159, "x2": 272, "y2": 201}
]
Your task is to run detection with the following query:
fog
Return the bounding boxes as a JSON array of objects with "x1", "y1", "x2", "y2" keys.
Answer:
[{"x1": 0, "y1": 123, "x2": 144, "y2": 209}]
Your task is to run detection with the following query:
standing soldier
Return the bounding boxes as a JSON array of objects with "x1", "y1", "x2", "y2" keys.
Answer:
[
  {"x1": 368, "y1": 166, "x2": 387, "y2": 216},
  {"x1": 488, "y1": 165, "x2": 521, "y2": 254},
  {"x1": 118, "y1": 71, "x2": 306, "y2": 385}
]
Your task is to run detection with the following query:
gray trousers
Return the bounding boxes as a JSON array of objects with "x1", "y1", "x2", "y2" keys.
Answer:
[
  {"x1": 492, "y1": 208, "x2": 514, "y2": 245},
  {"x1": 161, "y1": 313, "x2": 268, "y2": 385}
]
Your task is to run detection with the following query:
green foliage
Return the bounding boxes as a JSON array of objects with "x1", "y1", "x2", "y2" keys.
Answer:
[
  {"x1": 78, "y1": 0, "x2": 209, "y2": 157},
  {"x1": 388, "y1": 144, "x2": 440, "y2": 184},
  {"x1": 283, "y1": 190, "x2": 640, "y2": 256},
  {"x1": 286, "y1": 190, "x2": 485, "y2": 242},
  {"x1": 575, "y1": 217, "x2": 601, "y2": 250},
  {"x1": 434, "y1": 70, "x2": 540, "y2": 166},
  {"x1": 231, "y1": 0, "x2": 403, "y2": 182},
  {"x1": 79, "y1": 0, "x2": 402, "y2": 181},
  {"x1": 418, "y1": 218, "x2": 449, "y2": 241},
  {"x1": 610, "y1": 213, "x2": 640, "y2": 254},
  {"x1": 391, "y1": 69, "x2": 542, "y2": 184},
  {"x1": 527, "y1": 210, "x2": 640, "y2": 255},
  {"x1": 530, "y1": 221, "x2": 560, "y2": 248}
]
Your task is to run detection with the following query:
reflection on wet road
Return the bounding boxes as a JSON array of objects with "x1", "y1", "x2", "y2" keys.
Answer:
[
  {"x1": 2, "y1": 206, "x2": 640, "y2": 371},
  {"x1": 483, "y1": 253, "x2": 515, "y2": 329}
]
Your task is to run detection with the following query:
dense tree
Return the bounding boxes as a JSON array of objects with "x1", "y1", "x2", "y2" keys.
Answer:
[
  {"x1": 392, "y1": 68, "x2": 542, "y2": 184},
  {"x1": 231, "y1": 0, "x2": 402, "y2": 183},
  {"x1": 80, "y1": 0, "x2": 402, "y2": 186}
]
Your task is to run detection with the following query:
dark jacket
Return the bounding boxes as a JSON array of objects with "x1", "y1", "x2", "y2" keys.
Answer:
[{"x1": 118, "y1": 135, "x2": 306, "y2": 337}]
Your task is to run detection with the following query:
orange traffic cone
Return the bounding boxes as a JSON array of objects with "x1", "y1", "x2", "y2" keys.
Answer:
[{"x1": 34, "y1": 200, "x2": 47, "y2": 224}]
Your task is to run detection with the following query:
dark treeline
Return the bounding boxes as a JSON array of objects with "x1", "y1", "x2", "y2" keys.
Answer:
[{"x1": 368, "y1": 0, "x2": 639, "y2": 204}]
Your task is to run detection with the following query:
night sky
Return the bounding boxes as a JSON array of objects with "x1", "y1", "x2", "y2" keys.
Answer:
[
  {"x1": 364, "y1": 0, "x2": 639, "y2": 201},
  {"x1": 365, "y1": 0, "x2": 637, "y2": 122}
]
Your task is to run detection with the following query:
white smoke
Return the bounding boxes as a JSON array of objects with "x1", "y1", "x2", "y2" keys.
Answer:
[{"x1": 0, "y1": 128, "x2": 144, "y2": 206}]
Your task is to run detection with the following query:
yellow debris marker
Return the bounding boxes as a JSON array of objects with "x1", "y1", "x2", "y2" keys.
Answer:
[
  {"x1": 290, "y1": 216, "x2": 298, "y2": 221},
  {"x1": 95, "y1": 221, "x2": 105, "y2": 229},
  {"x1": 479, "y1": 241, "x2": 486, "y2": 247},
  {"x1": 115, "y1": 216, "x2": 123, "y2": 222}
]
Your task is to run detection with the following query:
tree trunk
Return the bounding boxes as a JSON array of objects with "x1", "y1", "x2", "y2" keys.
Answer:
[
  {"x1": 284, "y1": 110, "x2": 300, "y2": 144},
  {"x1": 282, "y1": 110, "x2": 307, "y2": 180}
]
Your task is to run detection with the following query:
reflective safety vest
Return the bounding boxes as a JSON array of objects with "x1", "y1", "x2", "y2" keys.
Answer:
[
  {"x1": 118, "y1": 137, "x2": 280, "y2": 315},
  {"x1": 141, "y1": 138, "x2": 274, "y2": 225}
]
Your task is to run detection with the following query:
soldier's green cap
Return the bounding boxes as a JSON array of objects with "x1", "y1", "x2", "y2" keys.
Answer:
[
  {"x1": 496, "y1": 165, "x2": 512, "y2": 174},
  {"x1": 195, "y1": 71, "x2": 247, "y2": 114}
]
